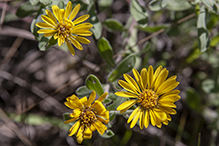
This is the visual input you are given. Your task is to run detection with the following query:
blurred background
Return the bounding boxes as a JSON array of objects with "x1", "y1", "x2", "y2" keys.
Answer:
[{"x1": 1, "y1": 0, "x2": 219, "y2": 146}]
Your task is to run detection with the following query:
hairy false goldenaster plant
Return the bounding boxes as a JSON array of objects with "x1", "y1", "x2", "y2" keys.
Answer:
[
  {"x1": 64, "y1": 91, "x2": 109, "y2": 143},
  {"x1": 115, "y1": 65, "x2": 180, "y2": 129},
  {"x1": 36, "y1": 1, "x2": 93, "y2": 56}
]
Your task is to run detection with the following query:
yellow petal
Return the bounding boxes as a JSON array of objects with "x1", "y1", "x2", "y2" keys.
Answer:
[
  {"x1": 139, "y1": 109, "x2": 144, "y2": 129},
  {"x1": 92, "y1": 101, "x2": 106, "y2": 114},
  {"x1": 157, "y1": 81, "x2": 179, "y2": 96},
  {"x1": 69, "y1": 4, "x2": 80, "y2": 20},
  {"x1": 158, "y1": 101, "x2": 177, "y2": 108},
  {"x1": 52, "y1": 5, "x2": 61, "y2": 23},
  {"x1": 140, "y1": 68, "x2": 147, "y2": 89},
  {"x1": 57, "y1": 37, "x2": 61, "y2": 46},
  {"x1": 116, "y1": 100, "x2": 137, "y2": 111},
  {"x1": 71, "y1": 30, "x2": 93, "y2": 36},
  {"x1": 41, "y1": 15, "x2": 57, "y2": 26},
  {"x1": 64, "y1": 1, "x2": 72, "y2": 19},
  {"x1": 154, "y1": 68, "x2": 169, "y2": 92},
  {"x1": 130, "y1": 109, "x2": 141, "y2": 128},
  {"x1": 97, "y1": 115, "x2": 109, "y2": 124},
  {"x1": 98, "y1": 92, "x2": 108, "y2": 102},
  {"x1": 79, "y1": 96, "x2": 87, "y2": 106},
  {"x1": 43, "y1": 32, "x2": 55, "y2": 37},
  {"x1": 45, "y1": 10, "x2": 57, "y2": 25},
  {"x1": 36, "y1": 22, "x2": 55, "y2": 28},
  {"x1": 118, "y1": 80, "x2": 138, "y2": 94},
  {"x1": 144, "y1": 109, "x2": 149, "y2": 128},
  {"x1": 76, "y1": 126, "x2": 84, "y2": 143},
  {"x1": 97, "y1": 111, "x2": 109, "y2": 124},
  {"x1": 127, "y1": 106, "x2": 140, "y2": 123},
  {"x1": 153, "y1": 65, "x2": 163, "y2": 81},
  {"x1": 54, "y1": 33, "x2": 59, "y2": 39},
  {"x1": 87, "y1": 91, "x2": 96, "y2": 106},
  {"x1": 83, "y1": 127, "x2": 92, "y2": 137},
  {"x1": 37, "y1": 29, "x2": 57, "y2": 34},
  {"x1": 64, "y1": 117, "x2": 78, "y2": 124},
  {"x1": 162, "y1": 90, "x2": 180, "y2": 96},
  {"x1": 69, "y1": 121, "x2": 80, "y2": 136},
  {"x1": 147, "y1": 65, "x2": 154, "y2": 89},
  {"x1": 159, "y1": 106, "x2": 177, "y2": 115},
  {"x1": 74, "y1": 14, "x2": 90, "y2": 25},
  {"x1": 65, "y1": 94, "x2": 83, "y2": 108},
  {"x1": 159, "y1": 94, "x2": 181, "y2": 102},
  {"x1": 115, "y1": 91, "x2": 138, "y2": 98},
  {"x1": 69, "y1": 37, "x2": 83, "y2": 50},
  {"x1": 74, "y1": 23, "x2": 93, "y2": 30},
  {"x1": 93, "y1": 120, "x2": 107, "y2": 135},
  {"x1": 153, "y1": 108, "x2": 167, "y2": 121},
  {"x1": 73, "y1": 36, "x2": 90, "y2": 44},
  {"x1": 124, "y1": 74, "x2": 140, "y2": 93},
  {"x1": 59, "y1": 9, "x2": 65, "y2": 22},
  {"x1": 149, "y1": 109, "x2": 156, "y2": 126},
  {"x1": 66, "y1": 41, "x2": 75, "y2": 56},
  {"x1": 132, "y1": 68, "x2": 144, "y2": 91}
]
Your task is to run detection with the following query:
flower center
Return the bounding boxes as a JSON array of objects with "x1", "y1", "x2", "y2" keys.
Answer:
[
  {"x1": 57, "y1": 24, "x2": 71, "y2": 38},
  {"x1": 137, "y1": 89, "x2": 159, "y2": 109},
  {"x1": 79, "y1": 108, "x2": 97, "y2": 128}
]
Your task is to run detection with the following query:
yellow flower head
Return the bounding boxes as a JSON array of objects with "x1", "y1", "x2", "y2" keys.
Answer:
[
  {"x1": 64, "y1": 91, "x2": 109, "y2": 144},
  {"x1": 36, "y1": 1, "x2": 93, "y2": 56},
  {"x1": 116, "y1": 65, "x2": 180, "y2": 129}
]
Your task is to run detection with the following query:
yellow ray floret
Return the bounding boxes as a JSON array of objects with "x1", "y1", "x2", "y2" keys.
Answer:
[
  {"x1": 116, "y1": 65, "x2": 180, "y2": 129},
  {"x1": 64, "y1": 91, "x2": 109, "y2": 144},
  {"x1": 36, "y1": 1, "x2": 93, "y2": 56}
]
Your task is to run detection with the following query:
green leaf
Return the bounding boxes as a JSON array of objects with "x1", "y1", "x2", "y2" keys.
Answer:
[
  {"x1": 85, "y1": 74, "x2": 104, "y2": 96},
  {"x1": 108, "y1": 54, "x2": 136, "y2": 82},
  {"x1": 97, "y1": 37, "x2": 116, "y2": 67},
  {"x1": 29, "y1": 0, "x2": 39, "y2": 5},
  {"x1": 88, "y1": 2, "x2": 102, "y2": 39},
  {"x1": 103, "y1": 18, "x2": 126, "y2": 32},
  {"x1": 130, "y1": 0, "x2": 148, "y2": 27},
  {"x1": 109, "y1": 112, "x2": 116, "y2": 121},
  {"x1": 98, "y1": 0, "x2": 113, "y2": 9},
  {"x1": 16, "y1": 1, "x2": 41, "y2": 18},
  {"x1": 39, "y1": 0, "x2": 51, "y2": 5},
  {"x1": 38, "y1": 36, "x2": 57, "y2": 51},
  {"x1": 197, "y1": 6, "x2": 210, "y2": 52},
  {"x1": 149, "y1": 0, "x2": 168, "y2": 11},
  {"x1": 103, "y1": 98, "x2": 112, "y2": 105},
  {"x1": 75, "y1": 86, "x2": 92, "y2": 97},
  {"x1": 100, "y1": 129, "x2": 115, "y2": 138},
  {"x1": 136, "y1": 24, "x2": 170, "y2": 33},
  {"x1": 165, "y1": 0, "x2": 191, "y2": 11},
  {"x1": 210, "y1": 35, "x2": 219, "y2": 47},
  {"x1": 201, "y1": 0, "x2": 214, "y2": 9},
  {"x1": 107, "y1": 95, "x2": 126, "y2": 111}
]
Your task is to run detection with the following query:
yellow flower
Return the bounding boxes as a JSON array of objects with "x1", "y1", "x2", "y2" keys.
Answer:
[
  {"x1": 64, "y1": 91, "x2": 109, "y2": 143},
  {"x1": 115, "y1": 65, "x2": 180, "y2": 129},
  {"x1": 36, "y1": 1, "x2": 93, "y2": 56}
]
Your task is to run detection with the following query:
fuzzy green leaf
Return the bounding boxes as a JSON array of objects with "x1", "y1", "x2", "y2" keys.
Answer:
[
  {"x1": 130, "y1": 0, "x2": 148, "y2": 27},
  {"x1": 85, "y1": 74, "x2": 104, "y2": 96},
  {"x1": 108, "y1": 54, "x2": 136, "y2": 82},
  {"x1": 98, "y1": 37, "x2": 115, "y2": 67},
  {"x1": 197, "y1": 6, "x2": 210, "y2": 52},
  {"x1": 103, "y1": 18, "x2": 126, "y2": 32},
  {"x1": 16, "y1": 1, "x2": 41, "y2": 18},
  {"x1": 88, "y1": 2, "x2": 102, "y2": 39}
]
